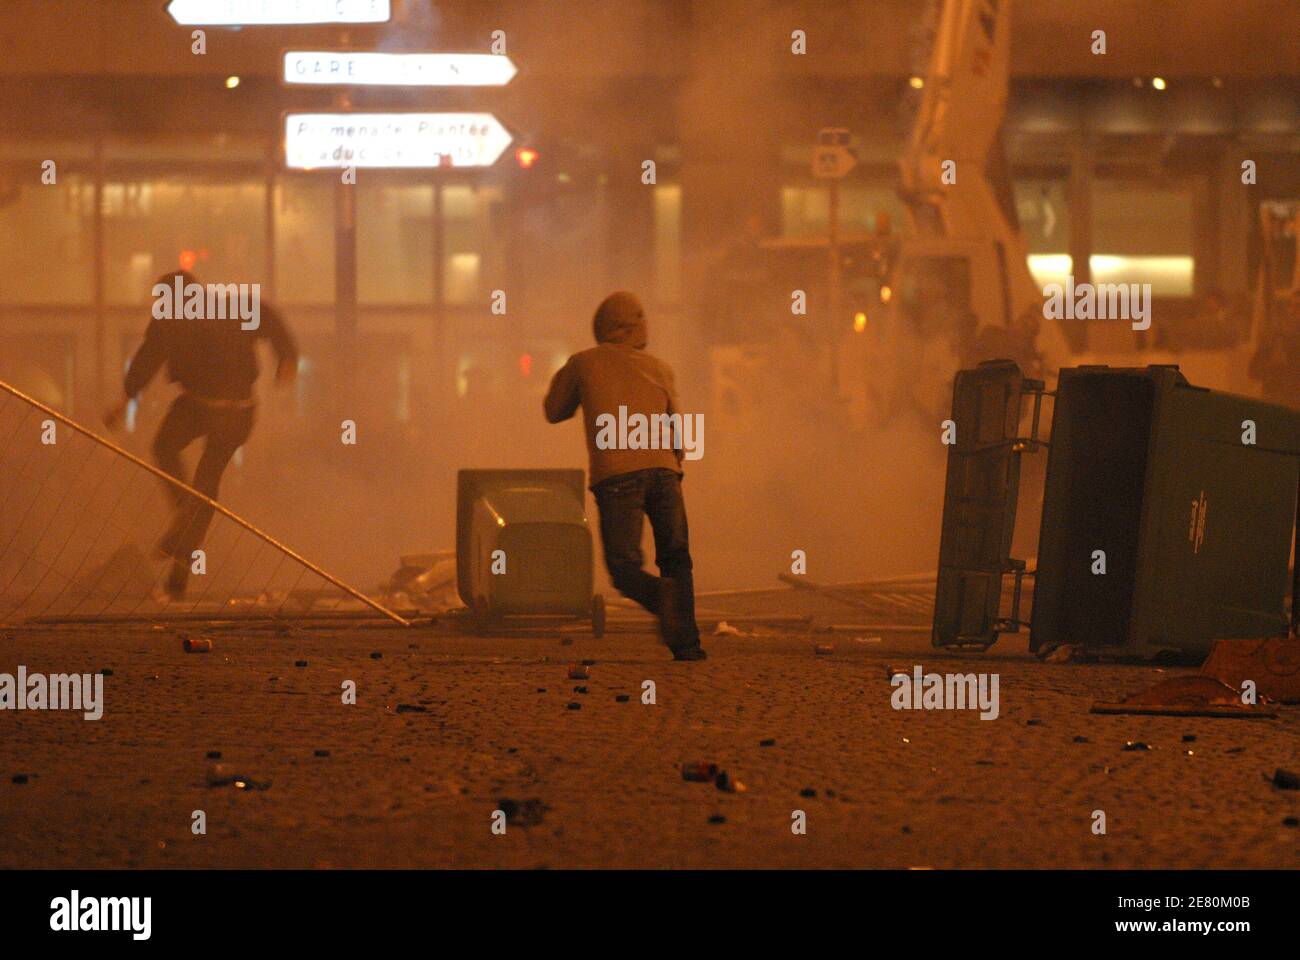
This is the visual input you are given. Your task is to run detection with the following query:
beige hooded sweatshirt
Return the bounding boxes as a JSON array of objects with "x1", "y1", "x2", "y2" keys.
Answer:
[{"x1": 544, "y1": 291, "x2": 684, "y2": 487}]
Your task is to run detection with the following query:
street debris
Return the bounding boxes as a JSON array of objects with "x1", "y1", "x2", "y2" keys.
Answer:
[
  {"x1": 383, "y1": 551, "x2": 457, "y2": 613},
  {"x1": 1268, "y1": 768, "x2": 1300, "y2": 790},
  {"x1": 497, "y1": 797, "x2": 548, "y2": 826},
  {"x1": 369, "y1": 651, "x2": 383, "y2": 660},
  {"x1": 615, "y1": 694, "x2": 630, "y2": 702},
  {"x1": 567, "y1": 664, "x2": 589, "y2": 680},
  {"x1": 814, "y1": 642, "x2": 834, "y2": 655},
  {"x1": 1092, "y1": 675, "x2": 1276, "y2": 718},
  {"x1": 713, "y1": 621, "x2": 746, "y2": 637},
  {"x1": 708, "y1": 814, "x2": 726, "y2": 824},
  {"x1": 206, "y1": 764, "x2": 271, "y2": 791},
  {"x1": 1123, "y1": 741, "x2": 1152, "y2": 752},
  {"x1": 716, "y1": 771, "x2": 747, "y2": 793},
  {"x1": 759, "y1": 738, "x2": 776, "y2": 747},
  {"x1": 181, "y1": 636, "x2": 211, "y2": 653},
  {"x1": 11, "y1": 774, "x2": 29, "y2": 784},
  {"x1": 206, "y1": 751, "x2": 222, "y2": 759},
  {"x1": 1039, "y1": 642, "x2": 1075, "y2": 663},
  {"x1": 395, "y1": 704, "x2": 427, "y2": 714},
  {"x1": 1201, "y1": 638, "x2": 1300, "y2": 703},
  {"x1": 681, "y1": 761, "x2": 720, "y2": 782},
  {"x1": 566, "y1": 701, "x2": 581, "y2": 710}
]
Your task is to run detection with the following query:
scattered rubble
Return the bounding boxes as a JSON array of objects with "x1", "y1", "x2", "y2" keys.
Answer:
[
  {"x1": 1092, "y1": 676, "x2": 1275, "y2": 718},
  {"x1": 1268, "y1": 769, "x2": 1300, "y2": 790},
  {"x1": 181, "y1": 636, "x2": 211, "y2": 653},
  {"x1": 681, "y1": 762, "x2": 720, "y2": 783},
  {"x1": 567, "y1": 664, "x2": 589, "y2": 680},
  {"x1": 384, "y1": 552, "x2": 458, "y2": 613},
  {"x1": 715, "y1": 772, "x2": 747, "y2": 793},
  {"x1": 1039, "y1": 643, "x2": 1076, "y2": 663},
  {"x1": 1201, "y1": 638, "x2": 1300, "y2": 704},
  {"x1": 497, "y1": 797, "x2": 548, "y2": 826},
  {"x1": 206, "y1": 764, "x2": 271, "y2": 791}
]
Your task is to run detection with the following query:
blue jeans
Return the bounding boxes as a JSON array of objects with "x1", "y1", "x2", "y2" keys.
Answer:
[{"x1": 592, "y1": 468, "x2": 700, "y2": 647}]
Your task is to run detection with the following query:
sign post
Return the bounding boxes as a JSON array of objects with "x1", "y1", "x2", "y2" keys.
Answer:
[{"x1": 813, "y1": 128, "x2": 858, "y2": 394}]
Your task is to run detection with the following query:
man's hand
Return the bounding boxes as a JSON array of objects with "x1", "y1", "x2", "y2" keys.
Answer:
[
  {"x1": 103, "y1": 399, "x2": 128, "y2": 431},
  {"x1": 276, "y1": 357, "x2": 298, "y2": 385}
]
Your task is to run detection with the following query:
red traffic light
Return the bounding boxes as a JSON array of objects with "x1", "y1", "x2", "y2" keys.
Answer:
[{"x1": 515, "y1": 147, "x2": 539, "y2": 169}]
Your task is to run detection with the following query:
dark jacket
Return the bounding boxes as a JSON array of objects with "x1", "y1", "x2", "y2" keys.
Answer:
[{"x1": 125, "y1": 282, "x2": 298, "y2": 403}]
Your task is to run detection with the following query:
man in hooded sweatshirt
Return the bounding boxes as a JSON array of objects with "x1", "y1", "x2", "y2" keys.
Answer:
[{"x1": 544, "y1": 291, "x2": 705, "y2": 661}]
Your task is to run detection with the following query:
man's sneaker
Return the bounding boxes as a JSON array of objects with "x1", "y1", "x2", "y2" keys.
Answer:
[{"x1": 670, "y1": 645, "x2": 708, "y2": 662}]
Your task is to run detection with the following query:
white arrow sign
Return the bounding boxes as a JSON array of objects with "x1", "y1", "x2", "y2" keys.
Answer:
[
  {"x1": 167, "y1": 0, "x2": 390, "y2": 25},
  {"x1": 285, "y1": 113, "x2": 513, "y2": 169},
  {"x1": 284, "y1": 52, "x2": 517, "y2": 87}
]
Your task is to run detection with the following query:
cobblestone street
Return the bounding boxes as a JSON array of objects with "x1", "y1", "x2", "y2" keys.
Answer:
[{"x1": 2, "y1": 622, "x2": 1298, "y2": 869}]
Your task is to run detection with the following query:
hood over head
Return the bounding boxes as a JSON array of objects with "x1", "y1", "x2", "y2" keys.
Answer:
[{"x1": 593, "y1": 291, "x2": 647, "y2": 348}]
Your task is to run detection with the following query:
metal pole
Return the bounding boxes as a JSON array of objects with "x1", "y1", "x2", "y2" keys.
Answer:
[
  {"x1": 265, "y1": 137, "x2": 277, "y2": 301},
  {"x1": 433, "y1": 174, "x2": 446, "y2": 401},
  {"x1": 92, "y1": 137, "x2": 105, "y2": 414},
  {"x1": 828, "y1": 176, "x2": 841, "y2": 394},
  {"x1": 333, "y1": 88, "x2": 357, "y2": 409}
]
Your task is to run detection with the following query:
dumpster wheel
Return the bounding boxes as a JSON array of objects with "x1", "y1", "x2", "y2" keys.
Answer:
[{"x1": 591, "y1": 593, "x2": 606, "y2": 638}]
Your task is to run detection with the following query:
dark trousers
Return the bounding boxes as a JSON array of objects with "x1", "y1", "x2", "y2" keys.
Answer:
[
  {"x1": 152, "y1": 393, "x2": 255, "y2": 572},
  {"x1": 592, "y1": 467, "x2": 700, "y2": 647}
]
